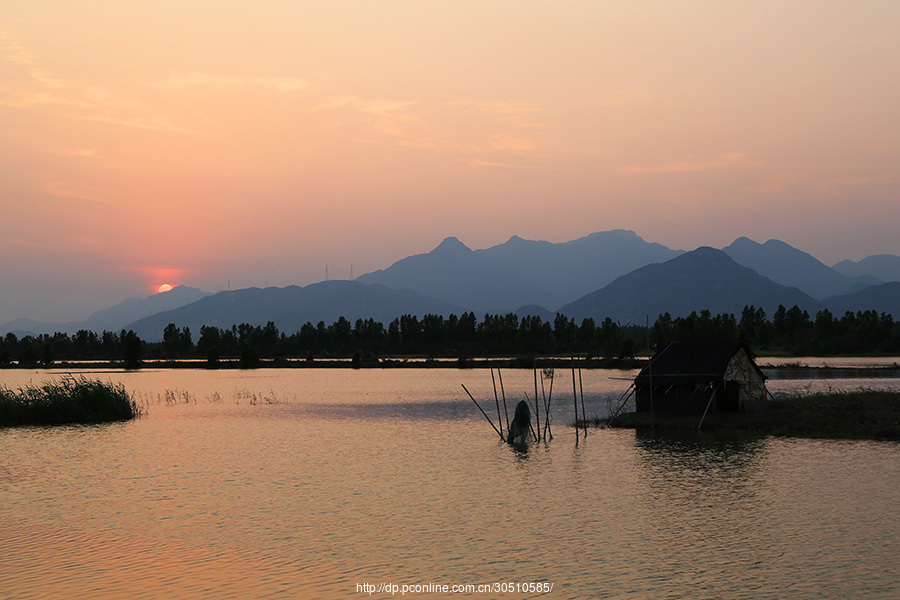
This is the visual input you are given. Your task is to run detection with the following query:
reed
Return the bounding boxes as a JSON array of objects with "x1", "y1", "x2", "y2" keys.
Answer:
[{"x1": 0, "y1": 377, "x2": 141, "y2": 426}]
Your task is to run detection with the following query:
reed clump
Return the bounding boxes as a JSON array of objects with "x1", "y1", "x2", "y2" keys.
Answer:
[{"x1": 0, "y1": 377, "x2": 141, "y2": 426}]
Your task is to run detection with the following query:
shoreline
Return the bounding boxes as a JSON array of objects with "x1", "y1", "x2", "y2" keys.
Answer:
[{"x1": 0, "y1": 356, "x2": 648, "y2": 371}]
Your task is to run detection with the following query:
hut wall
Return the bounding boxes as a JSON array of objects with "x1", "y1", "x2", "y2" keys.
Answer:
[
  {"x1": 636, "y1": 385, "x2": 716, "y2": 415},
  {"x1": 724, "y1": 348, "x2": 768, "y2": 411}
]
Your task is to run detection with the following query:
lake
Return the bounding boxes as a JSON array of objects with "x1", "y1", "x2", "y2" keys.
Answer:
[{"x1": 2, "y1": 366, "x2": 899, "y2": 599}]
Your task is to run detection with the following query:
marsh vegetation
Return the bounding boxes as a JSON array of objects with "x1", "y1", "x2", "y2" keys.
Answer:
[{"x1": 0, "y1": 377, "x2": 141, "y2": 426}]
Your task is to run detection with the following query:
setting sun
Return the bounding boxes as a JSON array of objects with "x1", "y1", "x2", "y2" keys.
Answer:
[{"x1": 157, "y1": 284, "x2": 174, "y2": 294}]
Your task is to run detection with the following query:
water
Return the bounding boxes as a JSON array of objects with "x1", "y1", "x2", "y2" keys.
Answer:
[{"x1": 2, "y1": 368, "x2": 900, "y2": 599}]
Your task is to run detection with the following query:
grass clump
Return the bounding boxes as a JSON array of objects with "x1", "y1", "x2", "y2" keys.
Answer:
[{"x1": 0, "y1": 377, "x2": 141, "y2": 427}]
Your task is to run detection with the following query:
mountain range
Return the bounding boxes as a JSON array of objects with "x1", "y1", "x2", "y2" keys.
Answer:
[
  {"x1": 3, "y1": 231, "x2": 899, "y2": 341},
  {"x1": 1, "y1": 285, "x2": 210, "y2": 338},
  {"x1": 126, "y1": 281, "x2": 464, "y2": 340}
]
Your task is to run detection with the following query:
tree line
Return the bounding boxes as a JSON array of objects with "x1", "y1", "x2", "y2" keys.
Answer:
[{"x1": 1, "y1": 305, "x2": 897, "y2": 368}]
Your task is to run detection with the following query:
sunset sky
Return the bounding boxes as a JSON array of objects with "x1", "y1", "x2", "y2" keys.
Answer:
[{"x1": 2, "y1": 0, "x2": 898, "y2": 323}]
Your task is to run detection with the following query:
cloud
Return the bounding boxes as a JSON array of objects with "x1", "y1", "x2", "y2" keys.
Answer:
[
  {"x1": 77, "y1": 114, "x2": 200, "y2": 134},
  {"x1": 468, "y1": 159, "x2": 576, "y2": 172},
  {"x1": 42, "y1": 181, "x2": 114, "y2": 204},
  {"x1": 315, "y1": 96, "x2": 420, "y2": 137},
  {"x1": 158, "y1": 72, "x2": 310, "y2": 93},
  {"x1": 0, "y1": 34, "x2": 196, "y2": 133},
  {"x1": 446, "y1": 98, "x2": 540, "y2": 116},
  {"x1": 44, "y1": 147, "x2": 101, "y2": 158},
  {"x1": 615, "y1": 153, "x2": 748, "y2": 174},
  {"x1": 317, "y1": 96, "x2": 417, "y2": 117},
  {"x1": 488, "y1": 133, "x2": 535, "y2": 153},
  {"x1": 64, "y1": 235, "x2": 105, "y2": 253}
]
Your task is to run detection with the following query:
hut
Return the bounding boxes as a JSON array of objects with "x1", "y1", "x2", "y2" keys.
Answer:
[{"x1": 634, "y1": 341, "x2": 768, "y2": 415}]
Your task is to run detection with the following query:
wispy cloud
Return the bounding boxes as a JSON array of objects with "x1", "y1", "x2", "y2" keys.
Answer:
[
  {"x1": 446, "y1": 98, "x2": 540, "y2": 116},
  {"x1": 0, "y1": 33, "x2": 195, "y2": 133},
  {"x1": 158, "y1": 72, "x2": 310, "y2": 93},
  {"x1": 42, "y1": 181, "x2": 114, "y2": 204},
  {"x1": 77, "y1": 114, "x2": 200, "y2": 134},
  {"x1": 64, "y1": 235, "x2": 105, "y2": 253},
  {"x1": 468, "y1": 159, "x2": 576, "y2": 172},
  {"x1": 317, "y1": 96, "x2": 417, "y2": 117},
  {"x1": 615, "y1": 153, "x2": 747, "y2": 174},
  {"x1": 44, "y1": 147, "x2": 101, "y2": 158},
  {"x1": 315, "y1": 95, "x2": 419, "y2": 136}
]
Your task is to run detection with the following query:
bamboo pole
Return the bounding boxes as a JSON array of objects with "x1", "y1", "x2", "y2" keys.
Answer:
[
  {"x1": 491, "y1": 368, "x2": 503, "y2": 438},
  {"x1": 572, "y1": 363, "x2": 579, "y2": 438},
  {"x1": 461, "y1": 384, "x2": 503, "y2": 440},
  {"x1": 533, "y1": 361, "x2": 540, "y2": 441},
  {"x1": 607, "y1": 384, "x2": 635, "y2": 425},
  {"x1": 542, "y1": 368, "x2": 554, "y2": 441},
  {"x1": 698, "y1": 387, "x2": 718, "y2": 430},
  {"x1": 498, "y1": 368, "x2": 509, "y2": 432},
  {"x1": 578, "y1": 367, "x2": 587, "y2": 436}
]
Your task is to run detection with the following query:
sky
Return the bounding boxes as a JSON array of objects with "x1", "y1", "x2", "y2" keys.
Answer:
[{"x1": 2, "y1": 0, "x2": 899, "y2": 324}]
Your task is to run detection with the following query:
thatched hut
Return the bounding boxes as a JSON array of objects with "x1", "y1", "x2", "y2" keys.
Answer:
[{"x1": 634, "y1": 342, "x2": 768, "y2": 415}]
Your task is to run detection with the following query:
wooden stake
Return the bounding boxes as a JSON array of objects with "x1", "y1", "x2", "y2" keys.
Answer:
[
  {"x1": 491, "y1": 368, "x2": 503, "y2": 438},
  {"x1": 698, "y1": 387, "x2": 718, "y2": 430},
  {"x1": 578, "y1": 367, "x2": 587, "y2": 437},
  {"x1": 533, "y1": 361, "x2": 540, "y2": 441},
  {"x1": 461, "y1": 384, "x2": 503, "y2": 440},
  {"x1": 498, "y1": 368, "x2": 510, "y2": 432},
  {"x1": 541, "y1": 368, "x2": 554, "y2": 441},
  {"x1": 572, "y1": 363, "x2": 579, "y2": 438}
]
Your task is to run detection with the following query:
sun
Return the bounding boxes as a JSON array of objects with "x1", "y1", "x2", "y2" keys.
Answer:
[{"x1": 157, "y1": 283, "x2": 174, "y2": 293}]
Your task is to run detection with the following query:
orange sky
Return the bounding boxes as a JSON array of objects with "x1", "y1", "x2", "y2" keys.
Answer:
[{"x1": 2, "y1": 0, "x2": 899, "y2": 322}]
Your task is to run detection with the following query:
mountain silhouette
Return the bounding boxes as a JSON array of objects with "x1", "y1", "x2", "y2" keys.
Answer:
[
  {"x1": 357, "y1": 230, "x2": 683, "y2": 312},
  {"x1": 823, "y1": 282, "x2": 900, "y2": 317},
  {"x1": 832, "y1": 254, "x2": 900, "y2": 284},
  {"x1": 477, "y1": 229, "x2": 683, "y2": 303},
  {"x1": 1, "y1": 285, "x2": 210, "y2": 336},
  {"x1": 126, "y1": 280, "x2": 466, "y2": 341},
  {"x1": 355, "y1": 236, "x2": 564, "y2": 313},
  {"x1": 558, "y1": 247, "x2": 822, "y2": 323},
  {"x1": 722, "y1": 237, "x2": 869, "y2": 299}
]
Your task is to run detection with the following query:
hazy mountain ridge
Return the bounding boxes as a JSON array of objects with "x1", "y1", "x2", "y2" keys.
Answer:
[
  {"x1": 127, "y1": 281, "x2": 466, "y2": 341},
  {"x1": 832, "y1": 254, "x2": 900, "y2": 284},
  {"x1": 823, "y1": 282, "x2": 900, "y2": 318},
  {"x1": 1, "y1": 285, "x2": 210, "y2": 337},
  {"x1": 558, "y1": 247, "x2": 823, "y2": 324},
  {"x1": 355, "y1": 236, "x2": 565, "y2": 313},
  {"x1": 476, "y1": 230, "x2": 685, "y2": 303},
  {"x1": 722, "y1": 237, "x2": 872, "y2": 299},
  {"x1": 4, "y1": 231, "x2": 900, "y2": 339},
  {"x1": 357, "y1": 229, "x2": 683, "y2": 313}
]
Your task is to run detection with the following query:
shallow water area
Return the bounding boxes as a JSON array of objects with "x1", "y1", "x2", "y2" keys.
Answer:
[{"x1": 2, "y1": 368, "x2": 900, "y2": 599}]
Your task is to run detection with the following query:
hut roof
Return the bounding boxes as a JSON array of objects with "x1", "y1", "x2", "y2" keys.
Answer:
[{"x1": 634, "y1": 341, "x2": 763, "y2": 387}]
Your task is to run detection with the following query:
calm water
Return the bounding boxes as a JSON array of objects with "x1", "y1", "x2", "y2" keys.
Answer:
[{"x1": 2, "y1": 368, "x2": 899, "y2": 599}]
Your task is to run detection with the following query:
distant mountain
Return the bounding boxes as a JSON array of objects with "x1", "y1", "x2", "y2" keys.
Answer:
[
  {"x1": 823, "y1": 282, "x2": 900, "y2": 317},
  {"x1": 832, "y1": 254, "x2": 900, "y2": 283},
  {"x1": 355, "y1": 237, "x2": 564, "y2": 313},
  {"x1": 126, "y1": 280, "x2": 466, "y2": 341},
  {"x1": 476, "y1": 230, "x2": 684, "y2": 304},
  {"x1": 558, "y1": 247, "x2": 822, "y2": 323},
  {"x1": 356, "y1": 230, "x2": 683, "y2": 313},
  {"x1": 722, "y1": 237, "x2": 870, "y2": 299},
  {"x1": 513, "y1": 304, "x2": 556, "y2": 322},
  {"x1": 80, "y1": 285, "x2": 210, "y2": 331},
  {"x1": 1, "y1": 285, "x2": 210, "y2": 336}
]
